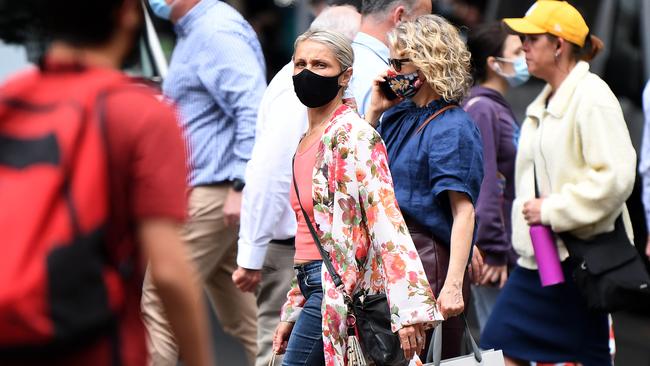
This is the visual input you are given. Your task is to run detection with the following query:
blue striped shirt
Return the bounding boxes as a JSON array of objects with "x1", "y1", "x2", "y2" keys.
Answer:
[{"x1": 163, "y1": 0, "x2": 266, "y2": 186}]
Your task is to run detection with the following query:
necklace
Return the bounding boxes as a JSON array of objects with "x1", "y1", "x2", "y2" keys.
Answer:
[
  {"x1": 304, "y1": 103, "x2": 341, "y2": 137},
  {"x1": 304, "y1": 121, "x2": 325, "y2": 137}
]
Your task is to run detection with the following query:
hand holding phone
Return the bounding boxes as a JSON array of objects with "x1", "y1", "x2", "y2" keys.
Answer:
[
  {"x1": 366, "y1": 70, "x2": 402, "y2": 126},
  {"x1": 379, "y1": 80, "x2": 399, "y2": 100}
]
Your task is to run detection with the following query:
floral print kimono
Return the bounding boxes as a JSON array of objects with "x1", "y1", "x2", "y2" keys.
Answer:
[{"x1": 280, "y1": 104, "x2": 442, "y2": 366}]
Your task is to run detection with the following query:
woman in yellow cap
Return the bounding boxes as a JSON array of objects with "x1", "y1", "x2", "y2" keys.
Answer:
[{"x1": 480, "y1": 2, "x2": 636, "y2": 366}]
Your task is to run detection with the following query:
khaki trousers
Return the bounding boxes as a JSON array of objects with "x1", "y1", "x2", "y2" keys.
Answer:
[
  {"x1": 142, "y1": 185, "x2": 258, "y2": 366},
  {"x1": 254, "y1": 243, "x2": 295, "y2": 366}
]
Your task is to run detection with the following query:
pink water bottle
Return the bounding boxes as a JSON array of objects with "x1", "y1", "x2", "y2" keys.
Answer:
[{"x1": 529, "y1": 224, "x2": 564, "y2": 286}]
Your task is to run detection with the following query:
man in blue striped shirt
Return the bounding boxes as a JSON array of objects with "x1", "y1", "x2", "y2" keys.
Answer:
[{"x1": 143, "y1": 1, "x2": 266, "y2": 365}]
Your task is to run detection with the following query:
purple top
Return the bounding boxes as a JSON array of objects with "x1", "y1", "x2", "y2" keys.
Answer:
[{"x1": 462, "y1": 86, "x2": 519, "y2": 266}]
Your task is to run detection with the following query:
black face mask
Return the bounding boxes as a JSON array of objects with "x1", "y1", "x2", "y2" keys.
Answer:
[{"x1": 292, "y1": 68, "x2": 344, "y2": 108}]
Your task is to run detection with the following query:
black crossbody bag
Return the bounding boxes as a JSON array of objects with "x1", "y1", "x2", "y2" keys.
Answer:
[
  {"x1": 291, "y1": 156, "x2": 407, "y2": 366},
  {"x1": 558, "y1": 217, "x2": 650, "y2": 312},
  {"x1": 534, "y1": 167, "x2": 650, "y2": 312}
]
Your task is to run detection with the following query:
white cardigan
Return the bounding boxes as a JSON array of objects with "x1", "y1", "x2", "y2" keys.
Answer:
[{"x1": 512, "y1": 61, "x2": 636, "y2": 270}]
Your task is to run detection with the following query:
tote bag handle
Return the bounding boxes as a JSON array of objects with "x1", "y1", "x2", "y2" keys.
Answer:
[{"x1": 426, "y1": 314, "x2": 482, "y2": 366}]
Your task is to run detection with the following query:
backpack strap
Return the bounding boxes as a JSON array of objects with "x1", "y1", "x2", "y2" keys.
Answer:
[{"x1": 94, "y1": 85, "x2": 145, "y2": 281}]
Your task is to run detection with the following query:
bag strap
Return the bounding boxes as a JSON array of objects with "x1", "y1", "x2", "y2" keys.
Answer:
[
  {"x1": 268, "y1": 352, "x2": 277, "y2": 366},
  {"x1": 95, "y1": 88, "x2": 140, "y2": 280},
  {"x1": 426, "y1": 314, "x2": 482, "y2": 365},
  {"x1": 533, "y1": 162, "x2": 541, "y2": 199},
  {"x1": 44, "y1": 83, "x2": 119, "y2": 241},
  {"x1": 291, "y1": 155, "x2": 345, "y2": 290},
  {"x1": 534, "y1": 161, "x2": 625, "y2": 233},
  {"x1": 385, "y1": 104, "x2": 457, "y2": 164},
  {"x1": 413, "y1": 104, "x2": 457, "y2": 135}
]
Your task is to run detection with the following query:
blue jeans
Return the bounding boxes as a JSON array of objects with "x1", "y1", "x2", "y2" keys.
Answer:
[
  {"x1": 470, "y1": 284, "x2": 501, "y2": 333},
  {"x1": 282, "y1": 261, "x2": 325, "y2": 366}
]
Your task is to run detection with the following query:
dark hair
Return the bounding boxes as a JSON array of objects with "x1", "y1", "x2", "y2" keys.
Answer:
[
  {"x1": 571, "y1": 34, "x2": 604, "y2": 62},
  {"x1": 545, "y1": 33, "x2": 604, "y2": 62},
  {"x1": 466, "y1": 22, "x2": 509, "y2": 84},
  {"x1": 0, "y1": 0, "x2": 127, "y2": 46},
  {"x1": 361, "y1": 0, "x2": 416, "y2": 16},
  {"x1": 0, "y1": 2, "x2": 30, "y2": 44}
]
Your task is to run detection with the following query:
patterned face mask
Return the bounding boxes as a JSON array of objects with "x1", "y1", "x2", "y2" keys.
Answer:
[{"x1": 386, "y1": 71, "x2": 422, "y2": 98}]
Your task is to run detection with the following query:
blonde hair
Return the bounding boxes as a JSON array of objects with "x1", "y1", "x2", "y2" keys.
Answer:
[
  {"x1": 293, "y1": 29, "x2": 354, "y2": 72},
  {"x1": 388, "y1": 15, "x2": 472, "y2": 102}
]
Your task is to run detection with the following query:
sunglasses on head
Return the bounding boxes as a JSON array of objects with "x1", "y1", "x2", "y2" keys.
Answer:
[{"x1": 388, "y1": 58, "x2": 411, "y2": 72}]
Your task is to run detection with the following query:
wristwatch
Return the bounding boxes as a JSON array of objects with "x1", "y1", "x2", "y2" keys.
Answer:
[{"x1": 232, "y1": 178, "x2": 246, "y2": 192}]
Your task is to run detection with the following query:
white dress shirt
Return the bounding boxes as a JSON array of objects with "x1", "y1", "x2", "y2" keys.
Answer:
[
  {"x1": 350, "y1": 32, "x2": 390, "y2": 116},
  {"x1": 639, "y1": 80, "x2": 650, "y2": 228},
  {"x1": 237, "y1": 62, "x2": 308, "y2": 270}
]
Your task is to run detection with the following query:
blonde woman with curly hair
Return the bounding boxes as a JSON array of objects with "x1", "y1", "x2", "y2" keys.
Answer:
[{"x1": 365, "y1": 14, "x2": 484, "y2": 359}]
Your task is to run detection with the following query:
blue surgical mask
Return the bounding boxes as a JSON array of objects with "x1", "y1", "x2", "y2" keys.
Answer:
[
  {"x1": 148, "y1": 0, "x2": 172, "y2": 20},
  {"x1": 494, "y1": 56, "x2": 530, "y2": 87},
  {"x1": 386, "y1": 71, "x2": 422, "y2": 98}
]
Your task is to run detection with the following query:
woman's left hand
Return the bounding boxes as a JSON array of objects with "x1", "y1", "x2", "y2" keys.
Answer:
[
  {"x1": 522, "y1": 198, "x2": 544, "y2": 225},
  {"x1": 397, "y1": 323, "x2": 426, "y2": 360},
  {"x1": 272, "y1": 321, "x2": 294, "y2": 355},
  {"x1": 436, "y1": 280, "x2": 464, "y2": 320}
]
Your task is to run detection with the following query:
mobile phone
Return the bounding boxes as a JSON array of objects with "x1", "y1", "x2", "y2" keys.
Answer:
[{"x1": 379, "y1": 80, "x2": 399, "y2": 100}]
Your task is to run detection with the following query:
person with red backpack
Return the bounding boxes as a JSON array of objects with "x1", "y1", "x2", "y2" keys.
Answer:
[{"x1": 0, "y1": 1, "x2": 212, "y2": 365}]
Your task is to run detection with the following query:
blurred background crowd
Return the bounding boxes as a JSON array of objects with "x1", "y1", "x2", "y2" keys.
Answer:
[{"x1": 2, "y1": 0, "x2": 648, "y2": 220}]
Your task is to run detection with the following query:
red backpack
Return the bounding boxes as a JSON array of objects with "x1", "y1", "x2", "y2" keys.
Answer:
[{"x1": 0, "y1": 66, "x2": 129, "y2": 355}]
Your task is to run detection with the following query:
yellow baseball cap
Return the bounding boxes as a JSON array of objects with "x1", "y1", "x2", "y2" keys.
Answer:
[{"x1": 503, "y1": 1, "x2": 589, "y2": 47}]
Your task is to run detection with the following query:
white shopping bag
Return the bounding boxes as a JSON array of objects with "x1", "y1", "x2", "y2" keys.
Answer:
[
  {"x1": 418, "y1": 316, "x2": 505, "y2": 366},
  {"x1": 425, "y1": 348, "x2": 505, "y2": 366}
]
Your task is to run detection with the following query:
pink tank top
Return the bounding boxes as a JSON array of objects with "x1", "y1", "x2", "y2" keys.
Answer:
[{"x1": 290, "y1": 138, "x2": 322, "y2": 261}]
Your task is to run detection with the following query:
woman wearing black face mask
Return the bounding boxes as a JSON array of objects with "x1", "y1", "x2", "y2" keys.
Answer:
[
  {"x1": 272, "y1": 29, "x2": 440, "y2": 366},
  {"x1": 365, "y1": 15, "x2": 484, "y2": 360}
]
